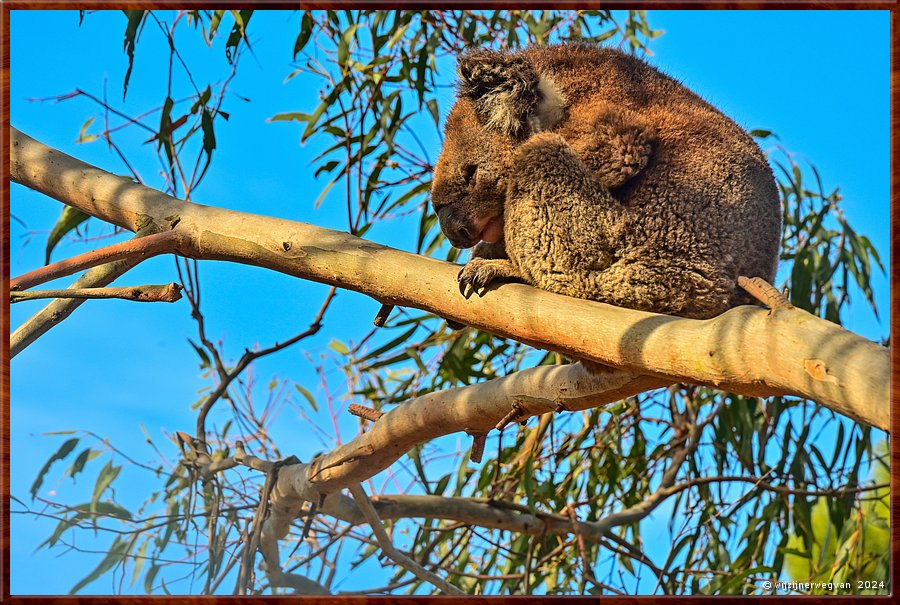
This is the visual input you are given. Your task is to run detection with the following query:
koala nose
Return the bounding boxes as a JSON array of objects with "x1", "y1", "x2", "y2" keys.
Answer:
[
  {"x1": 445, "y1": 222, "x2": 475, "y2": 248},
  {"x1": 436, "y1": 206, "x2": 476, "y2": 248}
]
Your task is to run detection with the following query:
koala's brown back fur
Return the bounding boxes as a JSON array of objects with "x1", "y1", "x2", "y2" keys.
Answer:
[{"x1": 432, "y1": 44, "x2": 782, "y2": 319}]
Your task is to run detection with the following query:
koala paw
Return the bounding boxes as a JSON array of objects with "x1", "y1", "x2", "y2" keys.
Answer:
[
  {"x1": 457, "y1": 258, "x2": 520, "y2": 299},
  {"x1": 520, "y1": 132, "x2": 570, "y2": 157}
]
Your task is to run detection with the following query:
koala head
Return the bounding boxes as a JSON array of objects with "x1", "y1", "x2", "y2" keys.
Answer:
[{"x1": 431, "y1": 49, "x2": 566, "y2": 249}]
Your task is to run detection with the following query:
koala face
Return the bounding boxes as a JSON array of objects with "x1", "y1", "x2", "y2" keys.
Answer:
[
  {"x1": 431, "y1": 99, "x2": 516, "y2": 249},
  {"x1": 431, "y1": 48, "x2": 566, "y2": 250}
]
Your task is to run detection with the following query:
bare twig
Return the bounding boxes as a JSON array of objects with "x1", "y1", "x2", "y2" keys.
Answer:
[
  {"x1": 195, "y1": 287, "x2": 337, "y2": 447},
  {"x1": 237, "y1": 458, "x2": 295, "y2": 595},
  {"x1": 567, "y1": 504, "x2": 596, "y2": 590},
  {"x1": 495, "y1": 402, "x2": 526, "y2": 431},
  {"x1": 10, "y1": 283, "x2": 182, "y2": 304},
  {"x1": 10, "y1": 225, "x2": 163, "y2": 357},
  {"x1": 10, "y1": 229, "x2": 180, "y2": 291},
  {"x1": 348, "y1": 484, "x2": 465, "y2": 596}
]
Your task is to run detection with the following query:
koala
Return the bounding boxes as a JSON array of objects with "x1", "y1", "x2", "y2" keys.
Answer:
[{"x1": 431, "y1": 44, "x2": 782, "y2": 320}]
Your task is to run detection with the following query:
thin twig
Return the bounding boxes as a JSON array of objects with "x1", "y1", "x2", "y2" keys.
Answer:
[
  {"x1": 495, "y1": 402, "x2": 526, "y2": 431},
  {"x1": 567, "y1": 504, "x2": 596, "y2": 591},
  {"x1": 10, "y1": 283, "x2": 182, "y2": 303},
  {"x1": 10, "y1": 229, "x2": 180, "y2": 291},
  {"x1": 238, "y1": 460, "x2": 287, "y2": 595},
  {"x1": 348, "y1": 484, "x2": 465, "y2": 596},
  {"x1": 195, "y1": 287, "x2": 337, "y2": 446},
  {"x1": 10, "y1": 225, "x2": 163, "y2": 357}
]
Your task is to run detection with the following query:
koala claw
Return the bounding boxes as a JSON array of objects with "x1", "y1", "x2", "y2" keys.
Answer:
[
  {"x1": 460, "y1": 281, "x2": 475, "y2": 300},
  {"x1": 458, "y1": 267, "x2": 486, "y2": 298},
  {"x1": 458, "y1": 258, "x2": 519, "y2": 298}
]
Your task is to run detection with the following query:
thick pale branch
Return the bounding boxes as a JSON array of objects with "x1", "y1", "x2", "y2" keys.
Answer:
[
  {"x1": 307, "y1": 364, "x2": 666, "y2": 492},
  {"x1": 10, "y1": 127, "x2": 887, "y2": 430}
]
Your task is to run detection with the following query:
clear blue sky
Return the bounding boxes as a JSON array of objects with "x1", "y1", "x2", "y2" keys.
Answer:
[{"x1": 8, "y1": 10, "x2": 890, "y2": 595}]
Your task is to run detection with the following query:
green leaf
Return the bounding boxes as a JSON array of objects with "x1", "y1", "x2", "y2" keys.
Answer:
[
  {"x1": 225, "y1": 10, "x2": 253, "y2": 63},
  {"x1": 130, "y1": 540, "x2": 149, "y2": 587},
  {"x1": 425, "y1": 98, "x2": 440, "y2": 127},
  {"x1": 207, "y1": 10, "x2": 226, "y2": 42},
  {"x1": 75, "y1": 117, "x2": 98, "y2": 144},
  {"x1": 314, "y1": 160, "x2": 341, "y2": 178},
  {"x1": 314, "y1": 177, "x2": 339, "y2": 209},
  {"x1": 294, "y1": 383, "x2": 318, "y2": 412},
  {"x1": 358, "y1": 326, "x2": 418, "y2": 364},
  {"x1": 66, "y1": 448, "x2": 101, "y2": 480},
  {"x1": 269, "y1": 112, "x2": 312, "y2": 123},
  {"x1": 38, "y1": 515, "x2": 76, "y2": 551},
  {"x1": 31, "y1": 437, "x2": 79, "y2": 499},
  {"x1": 87, "y1": 500, "x2": 133, "y2": 520},
  {"x1": 387, "y1": 21, "x2": 412, "y2": 49},
  {"x1": 91, "y1": 460, "x2": 122, "y2": 508},
  {"x1": 36, "y1": 501, "x2": 132, "y2": 552},
  {"x1": 294, "y1": 11, "x2": 314, "y2": 59},
  {"x1": 156, "y1": 96, "x2": 177, "y2": 186},
  {"x1": 337, "y1": 24, "x2": 360, "y2": 66},
  {"x1": 750, "y1": 129, "x2": 779, "y2": 140},
  {"x1": 70, "y1": 536, "x2": 130, "y2": 594},
  {"x1": 187, "y1": 339, "x2": 211, "y2": 369},
  {"x1": 301, "y1": 90, "x2": 338, "y2": 142},
  {"x1": 195, "y1": 108, "x2": 216, "y2": 186},
  {"x1": 328, "y1": 339, "x2": 349, "y2": 355},
  {"x1": 45, "y1": 205, "x2": 90, "y2": 264},
  {"x1": 189, "y1": 85, "x2": 212, "y2": 114},
  {"x1": 121, "y1": 10, "x2": 146, "y2": 100},
  {"x1": 434, "y1": 473, "x2": 451, "y2": 495}
]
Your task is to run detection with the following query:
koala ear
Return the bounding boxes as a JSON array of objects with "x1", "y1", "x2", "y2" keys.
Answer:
[{"x1": 456, "y1": 49, "x2": 542, "y2": 138}]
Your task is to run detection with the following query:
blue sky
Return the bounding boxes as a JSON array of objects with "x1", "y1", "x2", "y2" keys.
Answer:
[{"x1": 8, "y1": 10, "x2": 890, "y2": 595}]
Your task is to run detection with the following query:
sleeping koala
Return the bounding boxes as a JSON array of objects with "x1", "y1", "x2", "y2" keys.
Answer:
[{"x1": 431, "y1": 44, "x2": 782, "y2": 319}]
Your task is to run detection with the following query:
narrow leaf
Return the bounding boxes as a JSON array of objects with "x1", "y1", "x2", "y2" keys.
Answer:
[
  {"x1": 70, "y1": 536, "x2": 129, "y2": 594},
  {"x1": 31, "y1": 437, "x2": 79, "y2": 499},
  {"x1": 121, "y1": 10, "x2": 146, "y2": 100},
  {"x1": 45, "y1": 205, "x2": 90, "y2": 264}
]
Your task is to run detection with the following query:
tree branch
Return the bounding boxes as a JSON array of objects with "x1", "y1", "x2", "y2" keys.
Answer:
[
  {"x1": 10, "y1": 229, "x2": 181, "y2": 291},
  {"x1": 348, "y1": 484, "x2": 466, "y2": 595},
  {"x1": 10, "y1": 283, "x2": 182, "y2": 303},
  {"x1": 10, "y1": 126, "x2": 887, "y2": 430},
  {"x1": 9, "y1": 224, "x2": 165, "y2": 357}
]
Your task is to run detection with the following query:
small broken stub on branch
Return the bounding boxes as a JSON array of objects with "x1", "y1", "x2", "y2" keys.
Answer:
[
  {"x1": 466, "y1": 430, "x2": 488, "y2": 463},
  {"x1": 737, "y1": 276, "x2": 793, "y2": 310},
  {"x1": 495, "y1": 403, "x2": 526, "y2": 431},
  {"x1": 373, "y1": 303, "x2": 394, "y2": 327},
  {"x1": 348, "y1": 403, "x2": 384, "y2": 422}
]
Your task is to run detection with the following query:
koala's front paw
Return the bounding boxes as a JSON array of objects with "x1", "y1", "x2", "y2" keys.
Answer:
[
  {"x1": 513, "y1": 132, "x2": 582, "y2": 183},
  {"x1": 457, "y1": 258, "x2": 520, "y2": 299},
  {"x1": 520, "y1": 132, "x2": 570, "y2": 157}
]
